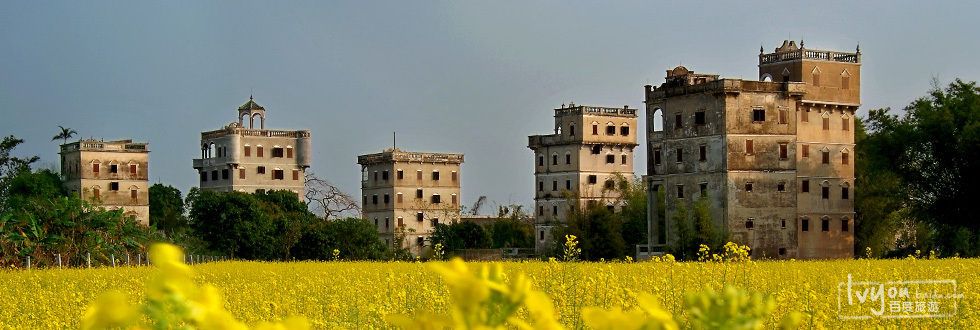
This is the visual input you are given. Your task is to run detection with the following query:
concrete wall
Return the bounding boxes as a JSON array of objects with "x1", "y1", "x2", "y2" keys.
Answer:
[
  {"x1": 60, "y1": 140, "x2": 150, "y2": 225},
  {"x1": 194, "y1": 129, "x2": 309, "y2": 199}
]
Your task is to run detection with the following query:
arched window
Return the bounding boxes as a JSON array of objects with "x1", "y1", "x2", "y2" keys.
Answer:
[
  {"x1": 569, "y1": 123, "x2": 576, "y2": 136},
  {"x1": 651, "y1": 108, "x2": 664, "y2": 132}
]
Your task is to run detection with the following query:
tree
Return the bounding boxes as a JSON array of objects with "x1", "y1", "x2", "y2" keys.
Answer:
[
  {"x1": 148, "y1": 183, "x2": 187, "y2": 233},
  {"x1": 188, "y1": 190, "x2": 277, "y2": 260},
  {"x1": 860, "y1": 79, "x2": 980, "y2": 256},
  {"x1": 51, "y1": 126, "x2": 77, "y2": 145},
  {"x1": 305, "y1": 171, "x2": 360, "y2": 219},
  {"x1": 485, "y1": 205, "x2": 534, "y2": 249},
  {"x1": 0, "y1": 136, "x2": 39, "y2": 212},
  {"x1": 429, "y1": 221, "x2": 492, "y2": 256},
  {"x1": 290, "y1": 218, "x2": 387, "y2": 260}
]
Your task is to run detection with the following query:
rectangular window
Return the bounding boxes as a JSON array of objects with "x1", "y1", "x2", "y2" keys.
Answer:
[
  {"x1": 397, "y1": 193, "x2": 403, "y2": 203},
  {"x1": 110, "y1": 164, "x2": 118, "y2": 173},
  {"x1": 432, "y1": 218, "x2": 439, "y2": 227},
  {"x1": 565, "y1": 180, "x2": 571, "y2": 190},
  {"x1": 432, "y1": 171, "x2": 440, "y2": 181},
  {"x1": 802, "y1": 111, "x2": 809, "y2": 122},
  {"x1": 273, "y1": 169, "x2": 284, "y2": 180},
  {"x1": 211, "y1": 171, "x2": 217, "y2": 181},
  {"x1": 552, "y1": 181, "x2": 558, "y2": 191},
  {"x1": 822, "y1": 219, "x2": 829, "y2": 232},
  {"x1": 416, "y1": 189, "x2": 423, "y2": 199},
  {"x1": 538, "y1": 206, "x2": 544, "y2": 216},
  {"x1": 570, "y1": 125, "x2": 575, "y2": 136},
  {"x1": 802, "y1": 219, "x2": 809, "y2": 232},
  {"x1": 200, "y1": 171, "x2": 207, "y2": 182},
  {"x1": 452, "y1": 194, "x2": 457, "y2": 205},
  {"x1": 752, "y1": 109, "x2": 765, "y2": 122},
  {"x1": 802, "y1": 180, "x2": 809, "y2": 193},
  {"x1": 257, "y1": 166, "x2": 266, "y2": 174},
  {"x1": 257, "y1": 146, "x2": 264, "y2": 157},
  {"x1": 842, "y1": 152, "x2": 850, "y2": 165},
  {"x1": 540, "y1": 230, "x2": 545, "y2": 240},
  {"x1": 676, "y1": 148, "x2": 683, "y2": 162},
  {"x1": 700, "y1": 182, "x2": 707, "y2": 195},
  {"x1": 822, "y1": 186, "x2": 830, "y2": 199},
  {"x1": 592, "y1": 124, "x2": 598, "y2": 135},
  {"x1": 286, "y1": 147, "x2": 293, "y2": 158},
  {"x1": 432, "y1": 195, "x2": 441, "y2": 204},
  {"x1": 802, "y1": 144, "x2": 809, "y2": 158},
  {"x1": 566, "y1": 154, "x2": 571, "y2": 164},
  {"x1": 374, "y1": 171, "x2": 378, "y2": 182},
  {"x1": 553, "y1": 205, "x2": 558, "y2": 216},
  {"x1": 699, "y1": 145, "x2": 706, "y2": 162},
  {"x1": 745, "y1": 140, "x2": 754, "y2": 154},
  {"x1": 842, "y1": 118, "x2": 849, "y2": 131},
  {"x1": 222, "y1": 169, "x2": 229, "y2": 180},
  {"x1": 397, "y1": 170, "x2": 404, "y2": 180},
  {"x1": 676, "y1": 185, "x2": 684, "y2": 199},
  {"x1": 398, "y1": 217, "x2": 404, "y2": 227},
  {"x1": 551, "y1": 154, "x2": 557, "y2": 165},
  {"x1": 588, "y1": 175, "x2": 597, "y2": 184},
  {"x1": 823, "y1": 117, "x2": 830, "y2": 130},
  {"x1": 606, "y1": 154, "x2": 615, "y2": 164},
  {"x1": 131, "y1": 189, "x2": 138, "y2": 200},
  {"x1": 130, "y1": 164, "x2": 137, "y2": 175},
  {"x1": 822, "y1": 151, "x2": 830, "y2": 164},
  {"x1": 382, "y1": 170, "x2": 389, "y2": 181},
  {"x1": 372, "y1": 195, "x2": 378, "y2": 205},
  {"x1": 779, "y1": 109, "x2": 788, "y2": 124},
  {"x1": 842, "y1": 76, "x2": 850, "y2": 90},
  {"x1": 110, "y1": 182, "x2": 119, "y2": 191},
  {"x1": 591, "y1": 145, "x2": 602, "y2": 155},
  {"x1": 272, "y1": 147, "x2": 284, "y2": 158},
  {"x1": 606, "y1": 125, "x2": 616, "y2": 135},
  {"x1": 781, "y1": 219, "x2": 787, "y2": 229},
  {"x1": 417, "y1": 213, "x2": 424, "y2": 222},
  {"x1": 293, "y1": 170, "x2": 299, "y2": 180},
  {"x1": 842, "y1": 187, "x2": 849, "y2": 199},
  {"x1": 621, "y1": 154, "x2": 627, "y2": 164},
  {"x1": 538, "y1": 182, "x2": 543, "y2": 192},
  {"x1": 244, "y1": 146, "x2": 251, "y2": 157},
  {"x1": 778, "y1": 182, "x2": 786, "y2": 192},
  {"x1": 417, "y1": 170, "x2": 422, "y2": 180},
  {"x1": 604, "y1": 179, "x2": 614, "y2": 189},
  {"x1": 745, "y1": 182, "x2": 753, "y2": 192},
  {"x1": 842, "y1": 219, "x2": 849, "y2": 232},
  {"x1": 675, "y1": 113, "x2": 682, "y2": 129},
  {"x1": 745, "y1": 219, "x2": 754, "y2": 229},
  {"x1": 239, "y1": 168, "x2": 245, "y2": 179},
  {"x1": 620, "y1": 126, "x2": 630, "y2": 136},
  {"x1": 695, "y1": 111, "x2": 705, "y2": 125},
  {"x1": 654, "y1": 150, "x2": 662, "y2": 165},
  {"x1": 779, "y1": 143, "x2": 788, "y2": 160}
]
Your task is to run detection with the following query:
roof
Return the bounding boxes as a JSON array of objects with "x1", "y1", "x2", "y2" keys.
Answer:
[{"x1": 238, "y1": 96, "x2": 265, "y2": 111}]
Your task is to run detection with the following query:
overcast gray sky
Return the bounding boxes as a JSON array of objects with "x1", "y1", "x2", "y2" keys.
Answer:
[{"x1": 2, "y1": 1, "x2": 978, "y2": 214}]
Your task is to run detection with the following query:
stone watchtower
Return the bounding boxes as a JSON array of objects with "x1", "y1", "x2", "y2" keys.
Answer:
[
  {"x1": 528, "y1": 103, "x2": 638, "y2": 254},
  {"x1": 192, "y1": 97, "x2": 311, "y2": 199}
]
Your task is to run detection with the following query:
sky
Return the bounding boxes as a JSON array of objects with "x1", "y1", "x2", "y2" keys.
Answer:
[{"x1": 2, "y1": 1, "x2": 979, "y2": 214}]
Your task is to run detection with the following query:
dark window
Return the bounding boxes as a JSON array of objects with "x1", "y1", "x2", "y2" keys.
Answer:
[
  {"x1": 604, "y1": 179, "x2": 614, "y2": 189},
  {"x1": 398, "y1": 217, "x2": 404, "y2": 227},
  {"x1": 374, "y1": 171, "x2": 378, "y2": 181},
  {"x1": 417, "y1": 212, "x2": 424, "y2": 222},
  {"x1": 676, "y1": 148, "x2": 683, "y2": 162},
  {"x1": 781, "y1": 219, "x2": 787, "y2": 229},
  {"x1": 621, "y1": 154, "x2": 627, "y2": 164},
  {"x1": 746, "y1": 140, "x2": 754, "y2": 154},
  {"x1": 675, "y1": 114, "x2": 682, "y2": 128},
  {"x1": 699, "y1": 145, "x2": 706, "y2": 161},
  {"x1": 286, "y1": 147, "x2": 293, "y2": 158},
  {"x1": 362, "y1": 195, "x2": 367, "y2": 206},
  {"x1": 782, "y1": 75, "x2": 790, "y2": 83},
  {"x1": 588, "y1": 175, "x2": 597, "y2": 184},
  {"x1": 620, "y1": 126, "x2": 630, "y2": 136},
  {"x1": 695, "y1": 111, "x2": 705, "y2": 125},
  {"x1": 273, "y1": 169, "x2": 284, "y2": 180},
  {"x1": 565, "y1": 180, "x2": 571, "y2": 190},
  {"x1": 779, "y1": 110, "x2": 788, "y2": 124},
  {"x1": 211, "y1": 171, "x2": 217, "y2": 181},
  {"x1": 110, "y1": 164, "x2": 118, "y2": 174},
  {"x1": 431, "y1": 218, "x2": 439, "y2": 227},
  {"x1": 700, "y1": 183, "x2": 707, "y2": 195},
  {"x1": 539, "y1": 230, "x2": 544, "y2": 240},
  {"x1": 222, "y1": 169, "x2": 229, "y2": 180},
  {"x1": 239, "y1": 169, "x2": 245, "y2": 179},
  {"x1": 272, "y1": 147, "x2": 284, "y2": 158},
  {"x1": 397, "y1": 170, "x2": 404, "y2": 179},
  {"x1": 110, "y1": 182, "x2": 119, "y2": 191},
  {"x1": 570, "y1": 125, "x2": 575, "y2": 136},
  {"x1": 778, "y1": 182, "x2": 786, "y2": 192},
  {"x1": 565, "y1": 154, "x2": 571, "y2": 164},
  {"x1": 592, "y1": 124, "x2": 598, "y2": 135},
  {"x1": 538, "y1": 156, "x2": 544, "y2": 166},
  {"x1": 606, "y1": 125, "x2": 616, "y2": 135},
  {"x1": 802, "y1": 180, "x2": 809, "y2": 193},
  {"x1": 432, "y1": 171, "x2": 440, "y2": 181},
  {"x1": 779, "y1": 144, "x2": 788, "y2": 160},
  {"x1": 822, "y1": 219, "x2": 829, "y2": 232},
  {"x1": 745, "y1": 183, "x2": 753, "y2": 192},
  {"x1": 822, "y1": 186, "x2": 830, "y2": 199},
  {"x1": 432, "y1": 195, "x2": 441, "y2": 203},
  {"x1": 802, "y1": 219, "x2": 809, "y2": 231},
  {"x1": 552, "y1": 181, "x2": 557, "y2": 191},
  {"x1": 372, "y1": 195, "x2": 378, "y2": 204},
  {"x1": 257, "y1": 166, "x2": 266, "y2": 174},
  {"x1": 538, "y1": 206, "x2": 544, "y2": 216},
  {"x1": 654, "y1": 150, "x2": 662, "y2": 165},
  {"x1": 416, "y1": 189, "x2": 423, "y2": 198},
  {"x1": 606, "y1": 154, "x2": 615, "y2": 164},
  {"x1": 244, "y1": 146, "x2": 251, "y2": 157},
  {"x1": 131, "y1": 189, "x2": 138, "y2": 200},
  {"x1": 779, "y1": 248, "x2": 786, "y2": 256},
  {"x1": 592, "y1": 145, "x2": 602, "y2": 154},
  {"x1": 752, "y1": 109, "x2": 765, "y2": 122},
  {"x1": 745, "y1": 220, "x2": 754, "y2": 229},
  {"x1": 384, "y1": 194, "x2": 390, "y2": 204},
  {"x1": 823, "y1": 117, "x2": 830, "y2": 130},
  {"x1": 200, "y1": 171, "x2": 207, "y2": 182},
  {"x1": 130, "y1": 164, "x2": 137, "y2": 175},
  {"x1": 676, "y1": 185, "x2": 684, "y2": 199},
  {"x1": 382, "y1": 170, "x2": 389, "y2": 180},
  {"x1": 538, "y1": 182, "x2": 543, "y2": 192},
  {"x1": 553, "y1": 205, "x2": 558, "y2": 215},
  {"x1": 257, "y1": 146, "x2": 264, "y2": 157},
  {"x1": 452, "y1": 194, "x2": 457, "y2": 205},
  {"x1": 552, "y1": 155, "x2": 558, "y2": 165},
  {"x1": 397, "y1": 193, "x2": 403, "y2": 203},
  {"x1": 452, "y1": 171, "x2": 457, "y2": 181},
  {"x1": 842, "y1": 187, "x2": 849, "y2": 199},
  {"x1": 93, "y1": 188, "x2": 100, "y2": 198},
  {"x1": 822, "y1": 151, "x2": 830, "y2": 164},
  {"x1": 842, "y1": 219, "x2": 849, "y2": 232},
  {"x1": 417, "y1": 170, "x2": 422, "y2": 180},
  {"x1": 417, "y1": 237, "x2": 424, "y2": 246},
  {"x1": 802, "y1": 144, "x2": 809, "y2": 158},
  {"x1": 842, "y1": 152, "x2": 849, "y2": 165}
]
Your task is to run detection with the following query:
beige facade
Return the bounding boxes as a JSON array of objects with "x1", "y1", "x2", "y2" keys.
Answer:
[
  {"x1": 60, "y1": 139, "x2": 150, "y2": 225},
  {"x1": 645, "y1": 40, "x2": 859, "y2": 260},
  {"x1": 528, "y1": 104, "x2": 638, "y2": 254},
  {"x1": 357, "y1": 149, "x2": 463, "y2": 256},
  {"x1": 192, "y1": 97, "x2": 311, "y2": 198}
]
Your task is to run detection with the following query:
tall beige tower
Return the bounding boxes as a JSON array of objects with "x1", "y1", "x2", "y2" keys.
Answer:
[
  {"x1": 357, "y1": 148, "x2": 463, "y2": 256},
  {"x1": 60, "y1": 139, "x2": 150, "y2": 225},
  {"x1": 192, "y1": 97, "x2": 312, "y2": 198},
  {"x1": 644, "y1": 40, "x2": 859, "y2": 259},
  {"x1": 528, "y1": 104, "x2": 638, "y2": 254}
]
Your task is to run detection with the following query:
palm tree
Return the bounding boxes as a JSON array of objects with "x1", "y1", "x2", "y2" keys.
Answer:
[{"x1": 52, "y1": 126, "x2": 77, "y2": 144}]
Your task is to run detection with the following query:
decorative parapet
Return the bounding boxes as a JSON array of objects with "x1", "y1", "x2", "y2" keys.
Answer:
[
  {"x1": 357, "y1": 149, "x2": 464, "y2": 165},
  {"x1": 201, "y1": 127, "x2": 311, "y2": 140},
  {"x1": 648, "y1": 79, "x2": 806, "y2": 101},
  {"x1": 60, "y1": 139, "x2": 149, "y2": 153},
  {"x1": 760, "y1": 48, "x2": 860, "y2": 65},
  {"x1": 555, "y1": 105, "x2": 636, "y2": 117}
]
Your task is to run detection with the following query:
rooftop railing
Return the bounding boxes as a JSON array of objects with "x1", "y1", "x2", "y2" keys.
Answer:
[
  {"x1": 201, "y1": 128, "x2": 311, "y2": 140},
  {"x1": 760, "y1": 48, "x2": 860, "y2": 64}
]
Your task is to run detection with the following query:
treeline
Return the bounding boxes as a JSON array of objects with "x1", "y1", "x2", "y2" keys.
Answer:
[{"x1": 428, "y1": 205, "x2": 536, "y2": 256}]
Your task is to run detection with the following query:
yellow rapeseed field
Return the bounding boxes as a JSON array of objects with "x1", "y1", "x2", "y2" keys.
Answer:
[{"x1": 0, "y1": 256, "x2": 976, "y2": 329}]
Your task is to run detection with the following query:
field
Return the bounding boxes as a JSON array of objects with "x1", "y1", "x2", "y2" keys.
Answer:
[{"x1": 0, "y1": 257, "x2": 976, "y2": 329}]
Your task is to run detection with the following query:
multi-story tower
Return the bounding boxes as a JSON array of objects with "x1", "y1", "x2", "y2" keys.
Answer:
[
  {"x1": 645, "y1": 40, "x2": 858, "y2": 259},
  {"x1": 60, "y1": 139, "x2": 150, "y2": 225},
  {"x1": 528, "y1": 104, "x2": 638, "y2": 254},
  {"x1": 192, "y1": 97, "x2": 311, "y2": 198},
  {"x1": 357, "y1": 148, "x2": 463, "y2": 256}
]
